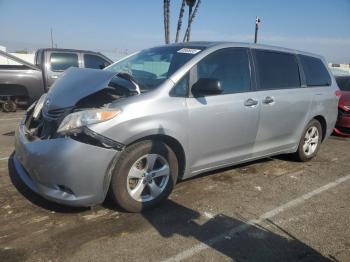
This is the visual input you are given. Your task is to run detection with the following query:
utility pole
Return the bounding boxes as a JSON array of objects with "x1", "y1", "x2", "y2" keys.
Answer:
[
  {"x1": 254, "y1": 16, "x2": 261, "y2": 44},
  {"x1": 50, "y1": 28, "x2": 54, "y2": 48}
]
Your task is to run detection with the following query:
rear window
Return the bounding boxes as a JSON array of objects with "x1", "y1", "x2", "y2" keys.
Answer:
[
  {"x1": 50, "y1": 53, "x2": 79, "y2": 71},
  {"x1": 336, "y1": 76, "x2": 350, "y2": 91},
  {"x1": 299, "y1": 55, "x2": 331, "y2": 86},
  {"x1": 255, "y1": 50, "x2": 301, "y2": 90}
]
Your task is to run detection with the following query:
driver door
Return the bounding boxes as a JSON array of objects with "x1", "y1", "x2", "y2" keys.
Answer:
[{"x1": 186, "y1": 48, "x2": 261, "y2": 174}]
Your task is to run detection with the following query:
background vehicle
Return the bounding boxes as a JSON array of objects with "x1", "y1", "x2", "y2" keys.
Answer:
[
  {"x1": 333, "y1": 73, "x2": 350, "y2": 136},
  {"x1": 0, "y1": 48, "x2": 113, "y2": 111},
  {"x1": 13, "y1": 42, "x2": 338, "y2": 212}
]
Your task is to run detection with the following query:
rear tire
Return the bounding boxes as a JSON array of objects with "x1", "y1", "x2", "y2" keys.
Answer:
[
  {"x1": 294, "y1": 119, "x2": 322, "y2": 162},
  {"x1": 110, "y1": 140, "x2": 178, "y2": 212}
]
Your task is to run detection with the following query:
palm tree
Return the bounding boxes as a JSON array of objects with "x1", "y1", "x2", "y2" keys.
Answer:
[
  {"x1": 163, "y1": 0, "x2": 170, "y2": 44},
  {"x1": 183, "y1": 0, "x2": 201, "y2": 42},
  {"x1": 175, "y1": 0, "x2": 186, "y2": 43}
]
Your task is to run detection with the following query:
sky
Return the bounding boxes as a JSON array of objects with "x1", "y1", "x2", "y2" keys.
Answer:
[{"x1": 0, "y1": 0, "x2": 349, "y2": 63}]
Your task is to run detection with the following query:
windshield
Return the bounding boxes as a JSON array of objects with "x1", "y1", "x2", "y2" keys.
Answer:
[
  {"x1": 105, "y1": 46, "x2": 204, "y2": 92},
  {"x1": 336, "y1": 76, "x2": 350, "y2": 92}
]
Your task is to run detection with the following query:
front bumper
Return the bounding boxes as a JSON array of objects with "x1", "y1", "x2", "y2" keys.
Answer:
[{"x1": 14, "y1": 121, "x2": 120, "y2": 207}]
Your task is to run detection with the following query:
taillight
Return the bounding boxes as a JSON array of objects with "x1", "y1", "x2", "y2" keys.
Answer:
[{"x1": 335, "y1": 90, "x2": 342, "y2": 97}]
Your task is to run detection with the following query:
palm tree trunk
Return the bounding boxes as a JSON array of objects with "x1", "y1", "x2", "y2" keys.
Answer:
[
  {"x1": 175, "y1": 0, "x2": 186, "y2": 43},
  {"x1": 183, "y1": 0, "x2": 201, "y2": 42},
  {"x1": 164, "y1": 0, "x2": 171, "y2": 44},
  {"x1": 163, "y1": 0, "x2": 167, "y2": 43},
  {"x1": 163, "y1": 0, "x2": 170, "y2": 44},
  {"x1": 186, "y1": 4, "x2": 193, "y2": 42},
  {"x1": 166, "y1": 0, "x2": 171, "y2": 43}
]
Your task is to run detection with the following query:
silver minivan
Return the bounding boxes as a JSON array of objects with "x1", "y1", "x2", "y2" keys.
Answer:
[{"x1": 13, "y1": 42, "x2": 339, "y2": 212}]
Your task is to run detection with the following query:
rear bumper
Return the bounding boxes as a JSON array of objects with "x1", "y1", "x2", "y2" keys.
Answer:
[
  {"x1": 14, "y1": 121, "x2": 120, "y2": 207},
  {"x1": 333, "y1": 127, "x2": 350, "y2": 136}
]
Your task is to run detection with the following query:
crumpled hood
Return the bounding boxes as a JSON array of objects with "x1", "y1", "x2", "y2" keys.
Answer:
[{"x1": 45, "y1": 67, "x2": 117, "y2": 111}]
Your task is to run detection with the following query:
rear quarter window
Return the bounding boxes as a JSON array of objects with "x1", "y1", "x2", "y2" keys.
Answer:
[{"x1": 299, "y1": 55, "x2": 331, "y2": 87}]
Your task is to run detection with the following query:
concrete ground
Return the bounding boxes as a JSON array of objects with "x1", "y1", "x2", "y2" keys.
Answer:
[{"x1": 0, "y1": 111, "x2": 349, "y2": 262}]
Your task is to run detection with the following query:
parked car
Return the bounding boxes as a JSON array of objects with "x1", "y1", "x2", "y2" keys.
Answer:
[
  {"x1": 0, "y1": 48, "x2": 113, "y2": 111},
  {"x1": 13, "y1": 42, "x2": 339, "y2": 212},
  {"x1": 333, "y1": 73, "x2": 350, "y2": 136}
]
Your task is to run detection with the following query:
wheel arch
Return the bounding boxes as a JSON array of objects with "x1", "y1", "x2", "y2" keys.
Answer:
[
  {"x1": 313, "y1": 115, "x2": 327, "y2": 141},
  {"x1": 127, "y1": 134, "x2": 186, "y2": 180}
]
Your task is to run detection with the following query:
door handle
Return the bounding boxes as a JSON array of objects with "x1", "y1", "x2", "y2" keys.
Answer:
[
  {"x1": 51, "y1": 75, "x2": 59, "y2": 79},
  {"x1": 244, "y1": 98, "x2": 259, "y2": 107},
  {"x1": 263, "y1": 96, "x2": 275, "y2": 104}
]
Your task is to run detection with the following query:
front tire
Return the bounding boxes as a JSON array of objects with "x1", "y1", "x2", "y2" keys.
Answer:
[
  {"x1": 110, "y1": 140, "x2": 178, "y2": 212},
  {"x1": 294, "y1": 119, "x2": 322, "y2": 162}
]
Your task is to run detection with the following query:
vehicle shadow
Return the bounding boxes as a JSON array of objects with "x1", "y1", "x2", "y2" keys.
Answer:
[
  {"x1": 141, "y1": 200, "x2": 333, "y2": 262},
  {"x1": 330, "y1": 133, "x2": 350, "y2": 141}
]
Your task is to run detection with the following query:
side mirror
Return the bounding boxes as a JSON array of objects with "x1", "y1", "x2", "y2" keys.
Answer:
[{"x1": 192, "y1": 78, "x2": 223, "y2": 96}]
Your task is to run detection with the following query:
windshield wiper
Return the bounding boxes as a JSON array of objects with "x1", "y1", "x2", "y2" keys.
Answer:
[{"x1": 116, "y1": 72, "x2": 141, "y2": 95}]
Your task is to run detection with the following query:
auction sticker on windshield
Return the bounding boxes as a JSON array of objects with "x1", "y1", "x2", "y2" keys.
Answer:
[{"x1": 177, "y1": 48, "x2": 201, "y2": 54}]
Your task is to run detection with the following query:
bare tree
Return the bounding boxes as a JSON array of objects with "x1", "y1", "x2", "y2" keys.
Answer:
[
  {"x1": 183, "y1": 0, "x2": 201, "y2": 42},
  {"x1": 175, "y1": 0, "x2": 186, "y2": 43},
  {"x1": 163, "y1": 0, "x2": 170, "y2": 44}
]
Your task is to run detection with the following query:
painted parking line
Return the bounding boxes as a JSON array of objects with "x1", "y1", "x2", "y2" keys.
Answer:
[
  {"x1": 0, "y1": 157, "x2": 9, "y2": 161},
  {"x1": 162, "y1": 174, "x2": 350, "y2": 262},
  {"x1": 0, "y1": 118, "x2": 22, "y2": 121}
]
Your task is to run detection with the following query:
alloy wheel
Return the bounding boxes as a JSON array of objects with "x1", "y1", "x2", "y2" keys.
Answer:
[
  {"x1": 303, "y1": 126, "x2": 319, "y2": 156},
  {"x1": 126, "y1": 154, "x2": 170, "y2": 202}
]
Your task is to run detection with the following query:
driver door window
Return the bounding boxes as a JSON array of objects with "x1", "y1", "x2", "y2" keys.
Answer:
[{"x1": 192, "y1": 48, "x2": 251, "y2": 95}]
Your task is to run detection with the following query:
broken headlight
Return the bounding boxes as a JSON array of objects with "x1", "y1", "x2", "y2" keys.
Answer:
[{"x1": 57, "y1": 109, "x2": 120, "y2": 134}]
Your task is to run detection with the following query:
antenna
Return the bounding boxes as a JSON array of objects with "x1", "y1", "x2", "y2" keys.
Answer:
[{"x1": 50, "y1": 28, "x2": 54, "y2": 48}]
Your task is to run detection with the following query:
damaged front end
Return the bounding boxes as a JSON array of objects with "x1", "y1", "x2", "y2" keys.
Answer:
[{"x1": 23, "y1": 67, "x2": 137, "y2": 149}]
